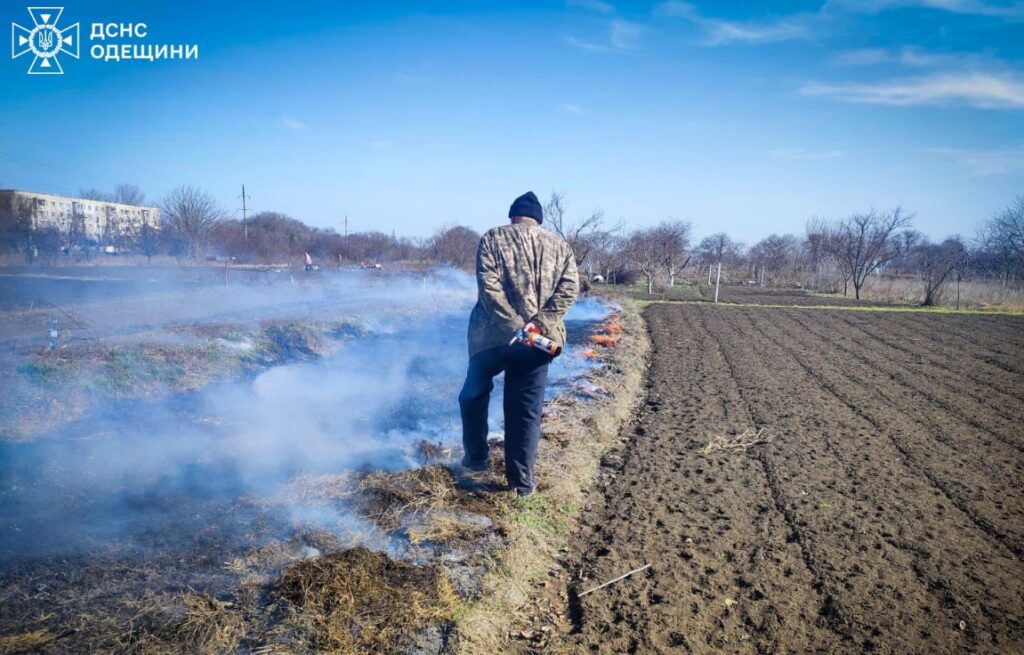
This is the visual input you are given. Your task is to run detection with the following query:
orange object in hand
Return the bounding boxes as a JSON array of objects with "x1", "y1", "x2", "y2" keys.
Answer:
[{"x1": 510, "y1": 322, "x2": 562, "y2": 356}]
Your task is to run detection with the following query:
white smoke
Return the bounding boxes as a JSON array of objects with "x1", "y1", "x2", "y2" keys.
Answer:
[{"x1": 0, "y1": 269, "x2": 609, "y2": 558}]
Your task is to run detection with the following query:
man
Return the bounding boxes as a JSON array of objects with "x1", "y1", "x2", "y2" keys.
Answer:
[{"x1": 459, "y1": 191, "x2": 579, "y2": 496}]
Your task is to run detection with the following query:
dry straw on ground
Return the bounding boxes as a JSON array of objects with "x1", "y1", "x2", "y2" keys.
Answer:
[
  {"x1": 273, "y1": 547, "x2": 457, "y2": 655},
  {"x1": 702, "y1": 427, "x2": 774, "y2": 454}
]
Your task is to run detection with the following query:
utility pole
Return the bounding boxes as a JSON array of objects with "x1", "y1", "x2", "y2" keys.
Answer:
[
  {"x1": 714, "y1": 258, "x2": 722, "y2": 303},
  {"x1": 344, "y1": 214, "x2": 348, "y2": 237},
  {"x1": 239, "y1": 185, "x2": 250, "y2": 240}
]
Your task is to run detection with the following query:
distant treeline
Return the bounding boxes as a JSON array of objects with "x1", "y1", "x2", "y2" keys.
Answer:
[{"x1": 2, "y1": 184, "x2": 1022, "y2": 306}]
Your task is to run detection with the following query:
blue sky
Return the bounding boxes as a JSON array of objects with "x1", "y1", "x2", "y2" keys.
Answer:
[{"x1": 1, "y1": 0, "x2": 1022, "y2": 243}]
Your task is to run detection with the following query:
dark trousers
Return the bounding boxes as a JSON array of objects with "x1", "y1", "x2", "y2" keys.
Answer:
[{"x1": 459, "y1": 344, "x2": 552, "y2": 494}]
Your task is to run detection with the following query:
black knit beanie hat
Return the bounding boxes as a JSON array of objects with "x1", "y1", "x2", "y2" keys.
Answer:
[{"x1": 508, "y1": 191, "x2": 543, "y2": 224}]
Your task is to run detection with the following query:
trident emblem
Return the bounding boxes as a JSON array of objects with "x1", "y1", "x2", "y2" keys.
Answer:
[
  {"x1": 37, "y1": 29, "x2": 53, "y2": 51},
  {"x1": 11, "y1": 7, "x2": 79, "y2": 75}
]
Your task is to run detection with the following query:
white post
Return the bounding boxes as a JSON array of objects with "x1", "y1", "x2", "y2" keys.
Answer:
[
  {"x1": 714, "y1": 260, "x2": 722, "y2": 303},
  {"x1": 707, "y1": 263, "x2": 713, "y2": 285}
]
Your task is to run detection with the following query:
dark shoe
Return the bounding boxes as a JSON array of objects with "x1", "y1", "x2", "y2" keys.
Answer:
[
  {"x1": 461, "y1": 457, "x2": 489, "y2": 472},
  {"x1": 515, "y1": 485, "x2": 536, "y2": 497}
]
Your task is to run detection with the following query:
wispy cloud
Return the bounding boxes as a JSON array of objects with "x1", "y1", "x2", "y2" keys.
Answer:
[
  {"x1": 827, "y1": 0, "x2": 1024, "y2": 20},
  {"x1": 770, "y1": 147, "x2": 845, "y2": 160},
  {"x1": 925, "y1": 145, "x2": 1024, "y2": 175},
  {"x1": 561, "y1": 103, "x2": 585, "y2": 114},
  {"x1": 655, "y1": 1, "x2": 813, "y2": 45},
  {"x1": 282, "y1": 117, "x2": 306, "y2": 130},
  {"x1": 800, "y1": 72, "x2": 1024, "y2": 108},
  {"x1": 610, "y1": 20, "x2": 643, "y2": 48},
  {"x1": 567, "y1": 0, "x2": 614, "y2": 14},
  {"x1": 832, "y1": 46, "x2": 952, "y2": 67},
  {"x1": 567, "y1": 19, "x2": 644, "y2": 51}
]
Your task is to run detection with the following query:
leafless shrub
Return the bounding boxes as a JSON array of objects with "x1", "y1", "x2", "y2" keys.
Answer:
[{"x1": 160, "y1": 185, "x2": 225, "y2": 261}]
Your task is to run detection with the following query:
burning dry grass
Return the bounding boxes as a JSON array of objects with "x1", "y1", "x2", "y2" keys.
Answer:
[
  {"x1": 273, "y1": 547, "x2": 457, "y2": 654},
  {"x1": 1, "y1": 295, "x2": 639, "y2": 655}
]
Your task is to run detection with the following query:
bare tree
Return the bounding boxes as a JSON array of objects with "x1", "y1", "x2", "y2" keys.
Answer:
[
  {"x1": 992, "y1": 196, "x2": 1024, "y2": 258},
  {"x1": 652, "y1": 220, "x2": 693, "y2": 286},
  {"x1": 698, "y1": 232, "x2": 739, "y2": 302},
  {"x1": 160, "y1": 185, "x2": 224, "y2": 261},
  {"x1": 825, "y1": 207, "x2": 913, "y2": 300},
  {"x1": 62, "y1": 207, "x2": 87, "y2": 257},
  {"x1": 622, "y1": 227, "x2": 661, "y2": 294},
  {"x1": 428, "y1": 223, "x2": 479, "y2": 270},
  {"x1": 544, "y1": 190, "x2": 618, "y2": 273},
  {"x1": 134, "y1": 221, "x2": 162, "y2": 265},
  {"x1": 914, "y1": 237, "x2": 967, "y2": 306},
  {"x1": 0, "y1": 197, "x2": 36, "y2": 264},
  {"x1": 113, "y1": 184, "x2": 146, "y2": 206},
  {"x1": 753, "y1": 233, "x2": 800, "y2": 285},
  {"x1": 79, "y1": 188, "x2": 112, "y2": 201},
  {"x1": 976, "y1": 196, "x2": 1024, "y2": 286}
]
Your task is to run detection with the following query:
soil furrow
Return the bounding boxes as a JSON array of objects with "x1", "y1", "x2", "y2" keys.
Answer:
[
  {"x1": 566, "y1": 306, "x2": 839, "y2": 654},
  {"x1": 745, "y1": 309, "x2": 1024, "y2": 646},
  {"x1": 883, "y1": 313, "x2": 1024, "y2": 372},
  {"x1": 770, "y1": 309, "x2": 1024, "y2": 559},
  {"x1": 834, "y1": 312, "x2": 1024, "y2": 409},
  {"x1": 782, "y1": 310, "x2": 1024, "y2": 455},
  {"x1": 552, "y1": 303, "x2": 1024, "y2": 654},
  {"x1": 782, "y1": 310, "x2": 1024, "y2": 484},
  {"x1": 717, "y1": 307, "x2": 997, "y2": 652}
]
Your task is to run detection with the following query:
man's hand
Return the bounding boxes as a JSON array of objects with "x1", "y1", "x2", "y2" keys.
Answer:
[{"x1": 510, "y1": 321, "x2": 543, "y2": 347}]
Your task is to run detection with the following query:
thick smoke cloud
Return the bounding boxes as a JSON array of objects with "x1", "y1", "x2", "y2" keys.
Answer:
[{"x1": 0, "y1": 270, "x2": 608, "y2": 559}]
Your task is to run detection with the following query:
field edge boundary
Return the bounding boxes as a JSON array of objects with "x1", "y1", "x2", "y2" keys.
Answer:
[{"x1": 450, "y1": 290, "x2": 652, "y2": 654}]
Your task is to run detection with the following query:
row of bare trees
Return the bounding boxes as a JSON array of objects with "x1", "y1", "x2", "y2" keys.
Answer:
[
  {"x1": 545, "y1": 194, "x2": 1021, "y2": 307},
  {"x1": 4, "y1": 182, "x2": 1021, "y2": 306}
]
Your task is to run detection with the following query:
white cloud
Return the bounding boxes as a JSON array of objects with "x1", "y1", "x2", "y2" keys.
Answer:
[
  {"x1": 770, "y1": 147, "x2": 845, "y2": 160},
  {"x1": 566, "y1": 35, "x2": 610, "y2": 51},
  {"x1": 827, "y1": 0, "x2": 1024, "y2": 20},
  {"x1": 833, "y1": 46, "x2": 951, "y2": 67},
  {"x1": 567, "y1": 0, "x2": 614, "y2": 14},
  {"x1": 925, "y1": 145, "x2": 1024, "y2": 175},
  {"x1": 561, "y1": 103, "x2": 585, "y2": 114},
  {"x1": 655, "y1": 1, "x2": 812, "y2": 45},
  {"x1": 282, "y1": 117, "x2": 306, "y2": 130},
  {"x1": 566, "y1": 19, "x2": 644, "y2": 51},
  {"x1": 800, "y1": 72, "x2": 1024, "y2": 108},
  {"x1": 703, "y1": 18, "x2": 810, "y2": 45}
]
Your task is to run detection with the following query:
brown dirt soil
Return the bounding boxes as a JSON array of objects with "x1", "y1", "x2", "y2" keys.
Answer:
[
  {"x1": 708, "y1": 285, "x2": 905, "y2": 307},
  {"x1": 518, "y1": 303, "x2": 1024, "y2": 654}
]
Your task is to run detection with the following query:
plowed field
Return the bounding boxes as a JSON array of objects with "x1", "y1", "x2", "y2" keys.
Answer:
[{"x1": 561, "y1": 303, "x2": 1024, "y2": 654}]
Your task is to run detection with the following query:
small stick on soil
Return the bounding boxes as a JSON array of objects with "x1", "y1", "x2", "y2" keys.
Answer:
[{"x1": 579, "y1": 563, "x2": 651, "y2": 597}]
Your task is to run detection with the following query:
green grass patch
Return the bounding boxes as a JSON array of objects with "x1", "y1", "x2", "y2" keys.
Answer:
[
  {"x1": 17, "y1": 356, "x2": 73, "y2": 385},
  {"x1": 513, "y1": 494, "x2": 579, "y2": 540}
]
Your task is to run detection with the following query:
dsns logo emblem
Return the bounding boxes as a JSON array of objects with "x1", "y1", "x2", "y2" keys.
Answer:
[{"x1": 11, "y1": 7, "x2": 79, "y2": 75}]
